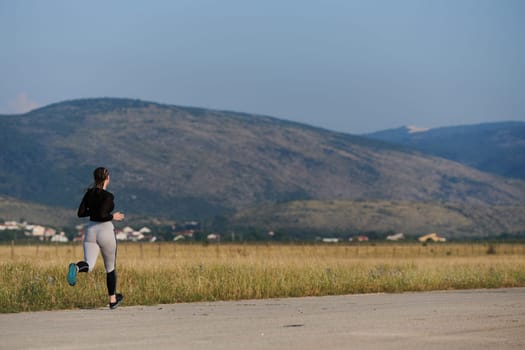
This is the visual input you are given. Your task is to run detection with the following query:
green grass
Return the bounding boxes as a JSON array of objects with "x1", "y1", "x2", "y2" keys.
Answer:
[{"x1": 1, "y1": 243, "x2": 525, "y2": 313}]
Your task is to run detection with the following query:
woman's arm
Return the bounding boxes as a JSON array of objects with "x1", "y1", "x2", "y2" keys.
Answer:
[{"x1": 77, "y1": 193, "x2": 90, "y2": 218}]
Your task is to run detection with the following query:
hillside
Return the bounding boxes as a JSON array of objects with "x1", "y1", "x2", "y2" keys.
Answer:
[
  {"x1": 0, "y1": 195, "x2": 76, "y2": 228},
  {"x1": 1, "y1": 98, "x2": 524, "y2": 227},
  {"x1": 232, "y1": 200, "x2": 525, "y2": 238},
  {"x1": 365, "y1": 122, "x2": 525, "y2": 179}
]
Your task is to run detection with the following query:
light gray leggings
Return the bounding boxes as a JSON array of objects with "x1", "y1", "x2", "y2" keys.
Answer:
[{"x1": 84, "y1": 221, "x2": 116, "y2": 273}]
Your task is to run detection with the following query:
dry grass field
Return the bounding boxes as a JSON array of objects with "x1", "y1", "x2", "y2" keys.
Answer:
[{"x1": 1, "y1": 242, "x2": 525, "y2": 313}]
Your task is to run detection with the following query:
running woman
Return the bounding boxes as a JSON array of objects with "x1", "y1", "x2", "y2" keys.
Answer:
[{"x1": 68, "y1": 167, "x2": 125, "y2": 309}]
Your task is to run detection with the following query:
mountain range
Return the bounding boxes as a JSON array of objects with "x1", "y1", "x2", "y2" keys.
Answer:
[
  {"x1": 365, "y1": 122, "x2": 525, "y2": 180},
  {"x1": 1, "y1": 98, "x2": 524, "y2": 237}
]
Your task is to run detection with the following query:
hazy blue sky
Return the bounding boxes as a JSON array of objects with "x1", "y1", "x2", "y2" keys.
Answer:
[{"x1": 1, "y1": 0, "x2": 524, "y2": 133}]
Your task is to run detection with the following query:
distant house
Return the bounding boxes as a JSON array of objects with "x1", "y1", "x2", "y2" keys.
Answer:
[
  {"x1": 181, "y1": 230, "x2": 194, "y2": 238},
  {"x1": 184, "y1": 221, "x2": 200, "y2": 230},
  {"x1": 207, "y1": 233, "x2": 220, "y2": 241},
  {"x1": 44, "y1": 228, "x2": 56, "y2": 239},
  {"x1": 418, "y1": 233, "x2": 446, "y2": 242},
  {"x1": 119, "y1": 226, "x2": 147, "y2": 241},
  {"x1": 2, "y1": 220, "x2": 72, "y2": 242},
  {"x1": 122, "y1": 226, "x2": 135, "y2": 234},
  {"x1": 322, "y1": 238, "x2": 339, "y2": 243},
  {"x1": 115, "y1": 231, "x2": 128, "y2": 241},
  {"x1": 0, "y1": 221, "x2": 20, "y2": 230},
  {"x1": 356, "y1": 236, "x2": 369, "y2": 242},
  {"x1": 139, "y1": 227, "x2": 151, "y2": 234},
  {"x1": 130, "y1": 231, "x2": 145, "y2": 241},
  {"x1": 50, "y1": 232, "x2": 69, "y2": 243},
  {"x1": 31, "y1": 225, "x2": 46, "y2": 238},
  {"x1": 387, "y1": 233, "x2": 405, "y2": 241}
]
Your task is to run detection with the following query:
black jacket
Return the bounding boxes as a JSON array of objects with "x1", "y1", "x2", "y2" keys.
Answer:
[{"x1": 78, "y1": 188, "x2": 115, "y2": 222}]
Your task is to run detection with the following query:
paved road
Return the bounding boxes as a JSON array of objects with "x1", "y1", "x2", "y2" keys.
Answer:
[{"x1": 1, "y1": 288, "x2": 524, "y2": 350}]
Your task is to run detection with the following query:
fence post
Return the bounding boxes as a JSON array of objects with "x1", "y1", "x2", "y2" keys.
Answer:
[{"x1": 11, "y1": 240, "x2": 15, "y2": 259}]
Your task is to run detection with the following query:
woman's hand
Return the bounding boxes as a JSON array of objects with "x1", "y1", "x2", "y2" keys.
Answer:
[{"x1": 113, "y1": 212, "x2": 125, "y2": 221}]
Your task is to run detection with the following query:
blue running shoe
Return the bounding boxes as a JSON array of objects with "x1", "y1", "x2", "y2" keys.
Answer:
[{"x1": 67, "y1": 263, "x2": 78, "y2": 286}]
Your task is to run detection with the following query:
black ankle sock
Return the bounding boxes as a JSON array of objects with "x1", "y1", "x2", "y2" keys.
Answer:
[{"x1": 77, "y1": 261, "x2": 89, "y2": 273}]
